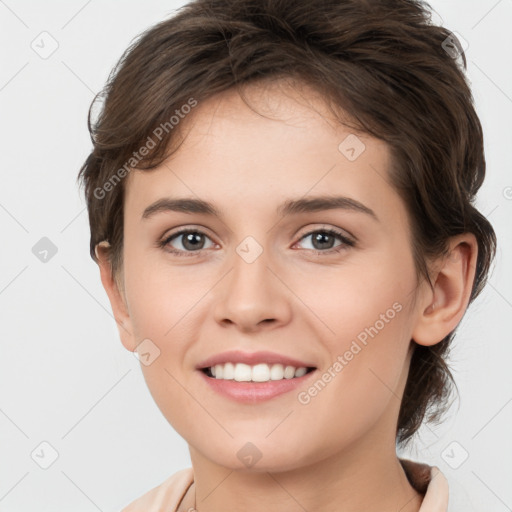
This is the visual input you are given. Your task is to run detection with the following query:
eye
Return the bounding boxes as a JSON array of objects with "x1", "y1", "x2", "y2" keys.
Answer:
[
  {"x1": 159, "y1": 228, "x2": 216, "y2": 257},
  {"x1": 294, "y1": 228, "x2": 355, "y2": 254},
  {"x1": 158, "y1": 226, "x2": 355, "y2": 258}
]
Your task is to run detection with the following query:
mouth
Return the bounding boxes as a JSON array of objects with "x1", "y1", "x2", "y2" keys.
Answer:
[
  {"x1": 195, "y1": 350, "x2": 318, "y2": 402},
  {"x1": 200, "y1": 363, "x2": 317, "y2": 382}
]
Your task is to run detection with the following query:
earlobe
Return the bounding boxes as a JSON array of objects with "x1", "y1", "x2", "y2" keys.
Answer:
[
  {"x1": 412, "y1": 234, "x2": 478, "y2": 347},
  {"x1": 95, "y1": 241, "x2": 137, "y2": 352}
]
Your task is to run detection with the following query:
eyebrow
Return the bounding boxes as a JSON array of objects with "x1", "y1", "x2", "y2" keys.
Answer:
[{"x1": 141, "y1": 195, "x2": 378, "y2": 221}]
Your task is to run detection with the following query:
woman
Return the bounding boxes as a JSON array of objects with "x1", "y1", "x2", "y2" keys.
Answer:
[{"x1": 78, "y1": 0, "x2": 497, "y2": 510}]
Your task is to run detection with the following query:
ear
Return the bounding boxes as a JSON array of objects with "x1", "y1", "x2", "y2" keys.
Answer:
[
  {"x1": 412, "y1": 233, "x2": 478, "y2": 346},
  {"x1": 95, "y1": 241, "x2": 137, "y2": 352}
]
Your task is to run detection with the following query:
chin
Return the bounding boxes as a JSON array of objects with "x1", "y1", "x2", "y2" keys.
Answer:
[{"x1": 195, "y1": 439, "x2": 320, "y2": 474}]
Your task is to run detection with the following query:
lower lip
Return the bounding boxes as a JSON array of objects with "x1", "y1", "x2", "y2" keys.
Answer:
[{"x1": 197, "y1": 369, "x2": 317, "y2": 403}]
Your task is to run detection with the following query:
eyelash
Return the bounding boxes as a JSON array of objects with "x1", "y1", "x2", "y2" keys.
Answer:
[{"x1": 158, "y1": 227, "x2": 355, "y2": 258}]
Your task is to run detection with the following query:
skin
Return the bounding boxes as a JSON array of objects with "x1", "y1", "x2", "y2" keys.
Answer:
[{"x1": 96, "y1": 78, "x2": 478, "y2": 512}]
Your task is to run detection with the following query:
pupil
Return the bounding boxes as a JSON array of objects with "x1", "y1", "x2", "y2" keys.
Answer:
[
  {"x1": 183, "y1": 232, "x2": 203, "y2": 250},
  {"x1": 313, "y1": 232, "x2": 334, "y2": 250}
]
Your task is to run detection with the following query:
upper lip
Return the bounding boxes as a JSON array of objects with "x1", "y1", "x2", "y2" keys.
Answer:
[{"x1": 196, "y1": 350, "x2": 316, "y2": 370}]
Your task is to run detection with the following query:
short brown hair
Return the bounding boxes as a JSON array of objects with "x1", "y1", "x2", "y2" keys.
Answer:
[{"x1": 78, "y1": 0, "x2": 497, "y2": 446}]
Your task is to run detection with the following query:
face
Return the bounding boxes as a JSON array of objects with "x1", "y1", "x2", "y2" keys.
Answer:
[{"x1": 118, "y1": 80, "x2": 423, "y2": 471}]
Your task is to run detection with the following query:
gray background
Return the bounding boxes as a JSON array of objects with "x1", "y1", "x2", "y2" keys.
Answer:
[{"x1": 0, "y1": 1, "x2": 511, "y2": 510}]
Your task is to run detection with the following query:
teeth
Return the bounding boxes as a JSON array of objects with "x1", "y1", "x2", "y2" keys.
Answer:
[
  {"x1": 223, "y1": 362, "x2": 235, "y2": 379},
  {"x1": 251, "y1": 363, "x2": 270, "y2": 382},
  {"x1": 294, "y1": 366, "x2": 307, "y2": 377},
  {"x1": 234, "y1": 363, "x2": 252, "y2": 381},
  {"x1": 207, "y1": 363, "x2": 310, "y2": 382},
  {"x1": 283, "y1": 365, "x2": 296, "y2": 379},
  {"x1": 270, "y1": 363, "x2": 285, "y2": 380},
  {"x1": 213, "y1": 364, "x2": 222, "y2": 379}
]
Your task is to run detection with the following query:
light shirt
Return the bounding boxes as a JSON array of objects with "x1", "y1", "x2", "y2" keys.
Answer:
[{"x1": 120, "y1": 458, "x2": 449, "y2": 512}]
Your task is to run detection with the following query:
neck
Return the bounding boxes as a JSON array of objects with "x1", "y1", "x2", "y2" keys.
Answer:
[{"x1": 181, "y1": 440, "x2": 423, "y2": 512}]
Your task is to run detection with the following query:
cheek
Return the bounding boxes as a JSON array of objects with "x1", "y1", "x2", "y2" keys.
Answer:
[
  {"x1": 295, "y1": 250, "x2": 411, "y2": 353},
  {"x1": 122, "y1": 248, "x2": 197, "y2": 338},
  {"x1": 290, "y1": 256, "x2": 413, "y2": 428},
  {"x1": 289, "y1": 313, "x2": 410, "y2": 457},
  {"x1": 121, "y1": 253, "x2": 209, "y2": 428}
]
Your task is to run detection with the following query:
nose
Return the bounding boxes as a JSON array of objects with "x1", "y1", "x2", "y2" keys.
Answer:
[{"x1": 213, "y1": 243, "x2": 292, "y2": 333}]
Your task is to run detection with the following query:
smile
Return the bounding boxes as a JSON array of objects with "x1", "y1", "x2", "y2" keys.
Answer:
[
  {"x1": 203, "y1": 362, "x2": 315, "y2": 381},
  {"x1": 195, "y1": 349, "x2": 318, "y2": 402}
]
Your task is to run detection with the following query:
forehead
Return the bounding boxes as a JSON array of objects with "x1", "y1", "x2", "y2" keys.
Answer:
[{"x1": 124, "y1": 80, "x2": 401, "y2": 226}]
